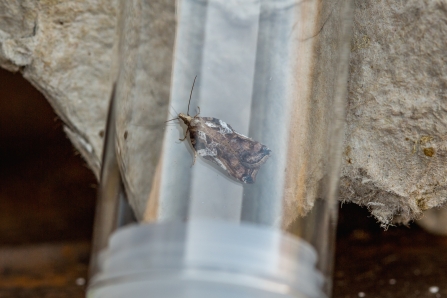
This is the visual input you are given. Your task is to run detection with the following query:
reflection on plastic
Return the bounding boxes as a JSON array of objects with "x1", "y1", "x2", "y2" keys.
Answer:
[
  {"x1": 155, "y1": 0, "x2": 301, "y2": 226},
  {"x1": 89, "y1": 220, "x2": 325, "y2": 298}
]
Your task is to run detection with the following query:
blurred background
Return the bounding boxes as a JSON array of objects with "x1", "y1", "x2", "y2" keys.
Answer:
[
  {"x1": 0, "y1": 68, "x2": 96, "y2": 297},
  {"x1": 1, "y1": 67, "x2": 446, "y2": 297}
]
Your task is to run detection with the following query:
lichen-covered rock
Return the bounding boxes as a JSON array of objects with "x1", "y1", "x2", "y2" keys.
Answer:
[
  {"x1": 1, "y1": 0, "x2": 447, "y2": 228},
  {"x1": 0, "y1": 0, "x2": 118, "y2": 175},
  {"x1": 341, "y1": 0, "x2": 447, "y2": 227}
]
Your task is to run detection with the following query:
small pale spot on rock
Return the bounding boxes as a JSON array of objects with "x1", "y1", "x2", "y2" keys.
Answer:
[
  {"x1": 420, "y1": 136, "x2": 433, "y2": 145},
  {"x1": 345, "y1": 145, "x2": 352, "y2": 156}
]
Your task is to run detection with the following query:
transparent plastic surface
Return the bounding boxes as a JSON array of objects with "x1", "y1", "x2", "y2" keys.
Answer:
[
  {"x1": 116, "y1": 0, "x2": 352, "y2": 231},
  {"x1": 161, "y1": 0, "x2": 290, "y2": 225},
  {"x1": 89, "y1": 0, "x2": 353, "y2": 297},
  {"x1": 90, "y1": 221, "x2": 323, "y2": 298}
]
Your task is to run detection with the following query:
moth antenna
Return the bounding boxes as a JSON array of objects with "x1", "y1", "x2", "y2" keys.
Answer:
[
  {"x1": 187, "y1": 75, "x2": 197, "y2": 116},
  {"x1": 168, "y1": 107, "x2": 176, "y2": 119},
  {"x1": 170, "y1": 105, "x2": 179, "y2": 117},
  {"x1": 165, "y1": 117, "x2": 179, "y2": 123}
]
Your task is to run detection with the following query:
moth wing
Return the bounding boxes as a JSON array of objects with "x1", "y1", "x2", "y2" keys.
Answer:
[
  {"x1": 190, "y1": 117, "x2": 270, "y2": 184},
  {"x1": 230, "y1": 132, "x2": 272, "y2": 169},
  {"x1": 202, "y1": 117, "x2": 234, "y2": 135},
  {"x1": 195, "y1": 136, "x2": 232, "y2": 171}
]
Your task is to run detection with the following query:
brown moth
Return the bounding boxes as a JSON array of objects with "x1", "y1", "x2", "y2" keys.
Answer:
[{"x1": 170, "y1": 77, "x2": 271, "y2": 184}]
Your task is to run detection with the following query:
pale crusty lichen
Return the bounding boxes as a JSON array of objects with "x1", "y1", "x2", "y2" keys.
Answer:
[{"x1": 341, "y1": 0, "x2": 447, "y2": 227}]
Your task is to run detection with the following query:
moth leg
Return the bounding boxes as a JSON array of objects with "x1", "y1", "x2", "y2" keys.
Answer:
[
  {"x1": 191, "y1": 151, "x2": 197, "y2": 167},
  {"x1": 194, "y1": 106, "x2": 200, "y2": 117},
  {"x1": 179, "y1": 127, "x2": 189, "y2": 141}
]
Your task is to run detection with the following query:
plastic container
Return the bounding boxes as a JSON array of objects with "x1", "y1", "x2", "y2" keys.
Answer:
[{"x1": 87, "y1": 0, "x2": 353, "y2": 297}]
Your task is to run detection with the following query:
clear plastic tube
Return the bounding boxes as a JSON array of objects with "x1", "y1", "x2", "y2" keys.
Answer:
[{"x1": 88, "y1": 0, "x2": 353, "y2": 297}]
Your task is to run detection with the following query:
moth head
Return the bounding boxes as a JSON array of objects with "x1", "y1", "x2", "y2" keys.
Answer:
[{"x1": 178, "y1": 113, "x2": 193, "y2": 125}]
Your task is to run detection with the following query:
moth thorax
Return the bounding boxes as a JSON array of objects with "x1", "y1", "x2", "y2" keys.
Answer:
[{"x1": 179, "y1": 113, "x2": 193, "y2": 125}]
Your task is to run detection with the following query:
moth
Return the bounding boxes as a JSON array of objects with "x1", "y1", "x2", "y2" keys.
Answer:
[{"x1": 169, "y1": 77, "x2": 271, "y2": 184}]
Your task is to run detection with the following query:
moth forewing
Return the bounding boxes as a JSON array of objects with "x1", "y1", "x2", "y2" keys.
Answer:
[
  {"x1": 179, "y1": 115, "x2": 271, "y2": 184},
  {"x1": 173, "y1": 77, "x2": 271, "y2": 184}
]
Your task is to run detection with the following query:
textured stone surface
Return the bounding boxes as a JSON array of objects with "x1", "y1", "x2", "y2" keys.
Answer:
[
  {"x1": 0, "y1": 0, "x2": 117, "y2": 175},
  {"x1": 114, "y1": 0, "x2": 176, "y2": 220},
  {"x1": 341, "y1": 0, "x2": 447, "y2": 227},
  {"x1": 1, "y1": 0, "x2": 447, "y2": 227}
]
